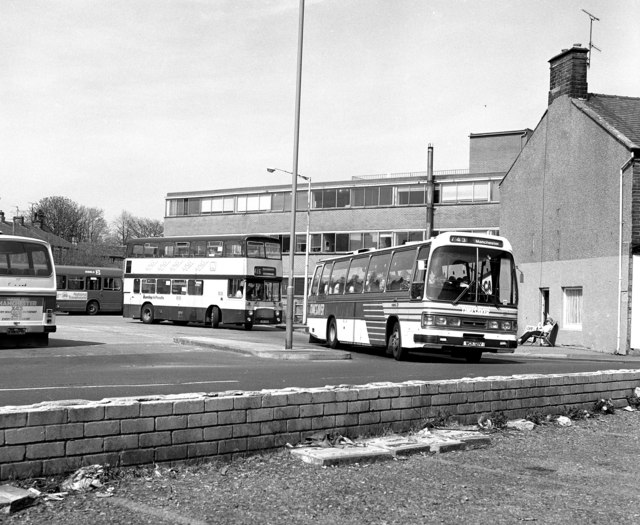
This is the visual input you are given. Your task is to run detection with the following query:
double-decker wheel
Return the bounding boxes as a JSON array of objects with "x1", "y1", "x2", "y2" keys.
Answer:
[
  {"x1": 327, "y1": 318, "x2": 339, "y2": 349},
  {"x1": 86, "y1": 301, "x2": 100, "y2": 315},
  {"x1": 141, "y1": 304, "x2": 155, "y2": 324},
  {"x1": 388, "y1": 321, "x2": 406, "y2": 361}
]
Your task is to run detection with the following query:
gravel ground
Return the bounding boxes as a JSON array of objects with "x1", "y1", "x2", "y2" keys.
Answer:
[{"x1": 2, "y1": 410, "x2": 640, "y2": 525}]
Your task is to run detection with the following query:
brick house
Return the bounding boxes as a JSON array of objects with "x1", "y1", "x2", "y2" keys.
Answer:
[
  {"x1": 500, "y1": 45, "x2": 640, "y2": 354},
  {"x1": 0, "y1": 211, "x2": 73, "y2": 263}
]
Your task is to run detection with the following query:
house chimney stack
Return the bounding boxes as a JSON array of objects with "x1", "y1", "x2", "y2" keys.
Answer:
[{"x1": 548, "y1": 44, "x2": 588, "y2": 105}]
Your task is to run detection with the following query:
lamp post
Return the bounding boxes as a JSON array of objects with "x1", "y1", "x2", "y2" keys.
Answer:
[
  {"x1": 267, "y1": 168, "x2": 311, "y2": 326},
  {"x1": 281, "y1": 0, "x2": 305, "y2": 350}
]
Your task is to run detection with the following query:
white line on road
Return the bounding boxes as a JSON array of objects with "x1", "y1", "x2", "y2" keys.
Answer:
[{"x1": 0, "y1": 380, "x2": 239, "y2": 392}]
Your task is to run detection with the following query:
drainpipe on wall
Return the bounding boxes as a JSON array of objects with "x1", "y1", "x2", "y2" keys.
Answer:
[
  {"x1": 425, "y1": 144, "x2": 434, "y2": 239},
  {"x1": 617, "y1": 154, "x2": 635, "y2": 354}
]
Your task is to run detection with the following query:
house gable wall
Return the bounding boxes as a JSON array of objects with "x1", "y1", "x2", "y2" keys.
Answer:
[{"x1": 500, "y1": 96, "x2": 634, "y2": 351}]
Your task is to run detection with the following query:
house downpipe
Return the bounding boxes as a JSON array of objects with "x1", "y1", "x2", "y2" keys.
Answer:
[
  {"x1": 618, "y1": 154, "x2": 635, "y2": 354},
  {"x1": 425, "y1": 144, "x2": 434, "y2": 239}
]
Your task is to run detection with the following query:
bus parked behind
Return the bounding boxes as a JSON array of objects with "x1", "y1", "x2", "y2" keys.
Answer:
[
  {"x1": 123, "y1": 235, "x2": 283, "y2": 330},
  {"x1": 56, "y1": 265, "x2": 123, "y2": 315},
  {"x1": 307, "y1": 232, "x2": 518, "y2": 362},
  {"x1": 0, "y1": 235, "x2": 56, "y2": 344}
]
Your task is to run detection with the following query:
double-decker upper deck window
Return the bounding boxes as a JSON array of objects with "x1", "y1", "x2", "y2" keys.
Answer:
[
  {"x1": 224, "y1": 241, "x2": 243, "y2": 257},
  {"x1": 176, "y1": 242, "x2": 190, "y2": 257},
  {"x1": 265, "y1": 242, "x2": 281, "y2": 260},
  {"x1": 207, "y1": 241, "x2": 223, "y2": 257},
  {"x1": 247, "y1": 241, "x2": 265, "y2": 258},
  {"x1": 144, "y1": 244, "x2": 158, "y2": 257}
]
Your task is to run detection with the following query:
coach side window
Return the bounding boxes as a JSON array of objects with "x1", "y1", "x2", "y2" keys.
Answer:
[
  {"x1": 346, "y1": 257, "x2": 368, "y2": 293},
  {"x1": 319, "y1": 263, "x2": 333, "y2": 295},
  {"x1": 329, "y1": 260, "x2": 349, "y2": 294},
  {"x1": 365, "y1": 254, "x2": 391, "y2": 293},
  {"x1": 411, "y1": 245, "x2": 430, "y2": 299},
  {"x1": 310, "y1": 265, "x2": 323, "y2": 296},
  {"x1": 387, "y1": 249, "x2": 415, "y2": 292}
]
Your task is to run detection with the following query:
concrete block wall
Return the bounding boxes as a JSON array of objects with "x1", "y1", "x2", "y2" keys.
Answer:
[{"x1": 2, "y1": 369, "x2": 639, "y2": 481}]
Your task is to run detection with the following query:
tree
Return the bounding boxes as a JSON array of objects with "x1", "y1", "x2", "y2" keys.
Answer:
[
  {"x1": 110, "y1": 211, "x2": 162, "y2": 245},
  {"x1": 80, "y1": 207, "x2": 109, "y2": 243},
  {"x1": 34, "y1": 196, "x2": 84, "y2": 242}
]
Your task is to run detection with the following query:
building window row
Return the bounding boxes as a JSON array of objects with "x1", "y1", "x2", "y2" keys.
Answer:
[
  {"x1": 165, "y1": 181, "x2": 500, "y2": 217},
  {"x1": 280, "y1": 230, "x2": 425, "y2": 255}
]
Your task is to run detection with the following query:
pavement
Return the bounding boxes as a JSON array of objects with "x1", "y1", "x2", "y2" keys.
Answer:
[{"x1": 175, "y1": 325, "x2": 640, "y2": 362}]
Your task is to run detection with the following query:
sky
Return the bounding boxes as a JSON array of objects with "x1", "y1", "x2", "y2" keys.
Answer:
[{"x1": 1, "y1": 0, "x2": 639, "y2": 224}]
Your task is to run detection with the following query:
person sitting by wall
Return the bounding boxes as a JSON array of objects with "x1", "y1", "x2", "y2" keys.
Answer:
[{"x1": 518, "y1": 316, "x2": 556, "y2": 345}]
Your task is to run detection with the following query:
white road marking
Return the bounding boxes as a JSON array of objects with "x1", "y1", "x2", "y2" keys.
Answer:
[{"x1": 0, "y1": 380, "x2": 239, "y2": 392}]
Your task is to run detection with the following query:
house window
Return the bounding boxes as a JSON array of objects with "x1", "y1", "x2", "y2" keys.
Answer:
[{"x1": 563, "y1": 287, "x2": 583, "y2": 329}]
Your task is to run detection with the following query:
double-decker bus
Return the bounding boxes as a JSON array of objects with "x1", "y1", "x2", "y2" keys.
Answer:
[
  {"x1": 0, "y1": 235, "x2": 57, "y2": 344},
  {"x1": 56, "y1": 265, "x2": 123, "y2": 314},
  {"x1": 123, "y1": 235, "x2": 283, "y2": 330},
  {"x1": 307, "y1": 232, "x2": 518, "y2": 362}
]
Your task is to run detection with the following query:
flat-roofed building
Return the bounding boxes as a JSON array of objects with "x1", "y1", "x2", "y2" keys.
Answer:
[{"x1": 164, "y1": 130, "x2": 530, "y2": 318}]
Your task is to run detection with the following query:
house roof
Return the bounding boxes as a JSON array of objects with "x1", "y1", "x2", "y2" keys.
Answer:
[
  {"x1": 574, "y1": 94, "x2": 640, "y2": 151},
  {"x1": 0, "y1": 221, "x2": 73, "y2": 248}
]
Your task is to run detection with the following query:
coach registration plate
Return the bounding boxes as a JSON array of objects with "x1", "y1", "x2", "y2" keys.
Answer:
[{"x1": 463, "y1": 340, "x2": 485, "y2": 347}]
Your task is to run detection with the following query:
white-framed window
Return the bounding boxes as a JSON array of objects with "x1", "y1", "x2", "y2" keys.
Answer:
[{"x1": 563, "y1": 287, "x2": 583, "y2": 329}]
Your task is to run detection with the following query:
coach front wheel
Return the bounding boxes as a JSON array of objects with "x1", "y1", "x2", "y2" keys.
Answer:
[
  {"x1": 465, "y1": 350, "x2": 483, "y2": 363},
  {"x1": 388, "y1": 321, "x2": 406, "y2": 361}
]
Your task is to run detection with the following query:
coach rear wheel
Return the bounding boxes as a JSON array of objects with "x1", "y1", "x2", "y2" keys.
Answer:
[
  {"x1": 327, "y1": 318, "x2": 339, "y2": 349},
  {"x1": 86, "y1": 300, "x2": 99, "y2": 316},
  {"x1": 211, "y1": 307, "x2": 220, "y2": 329},
  {"x1": 388, "y1": 321, "x2": 406, "y2": 361},
  {"x1": 141, "y1": 304, "x2": 155, "y2": 324}
]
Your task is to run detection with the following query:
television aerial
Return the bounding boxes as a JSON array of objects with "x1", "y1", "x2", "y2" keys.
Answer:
[{"x1": 581, "y1": 9, "x2": 601, "y2": 68}]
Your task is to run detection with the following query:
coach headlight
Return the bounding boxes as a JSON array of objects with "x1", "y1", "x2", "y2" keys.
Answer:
[
  {"x1": 422, "y1": 314, "x2": 434, "y2": 327},
  {"x1": 501, "y1": 321, "x2": 513, "y2": 331},
  {"x1": 488, "y1": 320, "x2": 499, "y2": 330}
]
